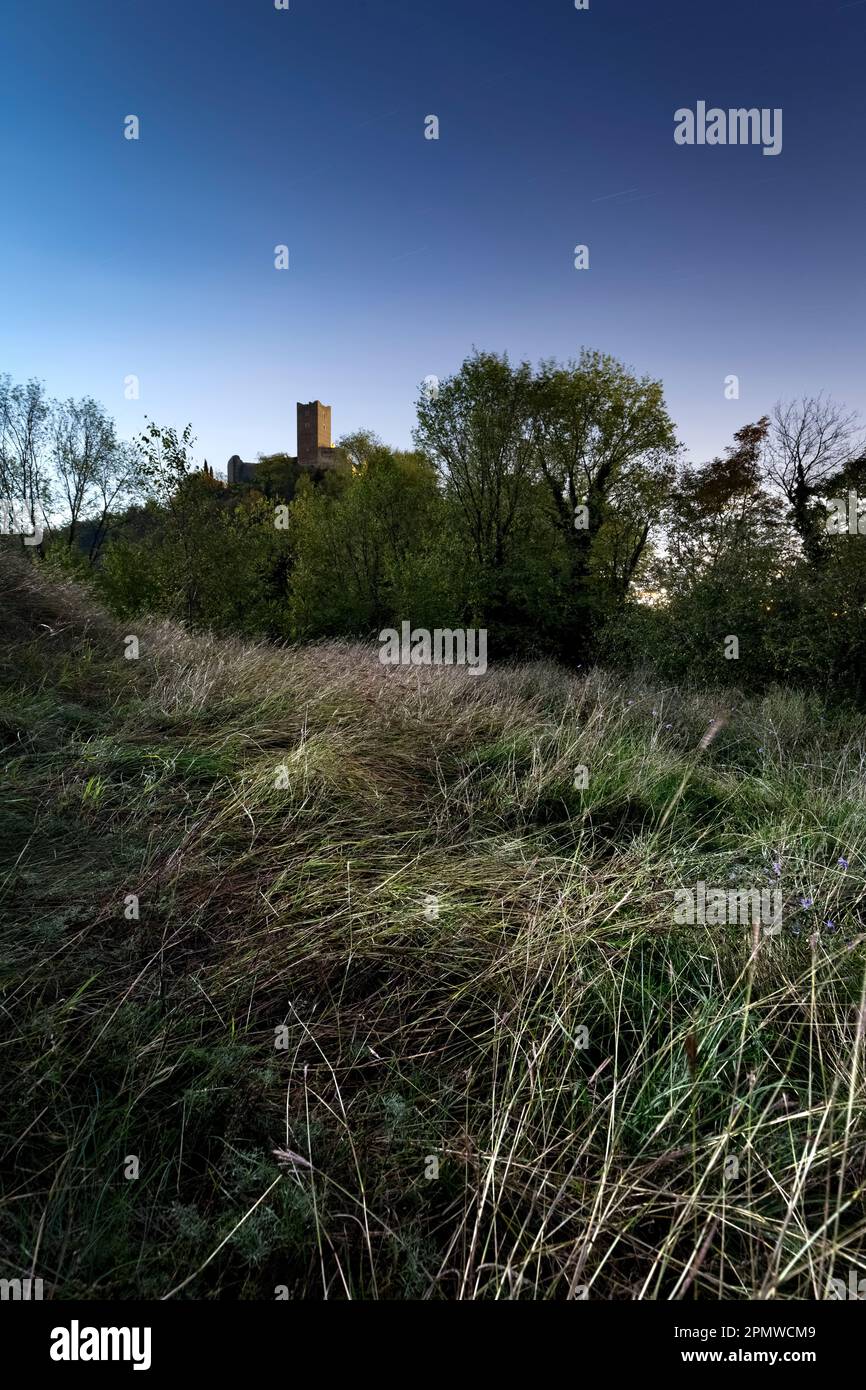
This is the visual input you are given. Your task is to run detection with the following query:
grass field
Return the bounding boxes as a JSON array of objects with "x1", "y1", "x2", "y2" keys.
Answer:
[{"x1": 2, "y1": 549, "x2": 865, "y2": 1299}]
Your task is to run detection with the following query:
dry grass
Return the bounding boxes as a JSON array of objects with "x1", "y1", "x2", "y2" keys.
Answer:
[{"x1": 1, "y1": 549, "x2": 865, "y2": 1299}]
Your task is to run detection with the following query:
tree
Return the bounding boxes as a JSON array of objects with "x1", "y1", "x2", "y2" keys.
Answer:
[
  {"x1": 242, "y1": 452, "x2": 303, "y2": 502},
  {"x1": 663, "y1": 418, "x2": 781, "y2": 589},
  {"x1": 414, "y1": 352, "x2": 538, "y2": 580},
  {"x1": 85, "y1": 440, "x2": 143, "y2": 563},
  {"x1": 135, "y1": 420, "x2": 207, "y2": 624},
  {"x1": 0, "y1": 375, "x2": 52, "y2": 546},
  {"x1": 765, "y1": 395, "x2": 863, "y2": 565},
  {"x1": 289, "y1": 443, "x2": 448, "y2": 637},
  {"x1": 532, "y1": 350, "x2": 678, "y2": 650},
  {"x1": 50, "y1": 395, "x2": 131, "y2": 552},
  {"x1": 336, "y1": 429, "x2": 385, "y2": 474}
]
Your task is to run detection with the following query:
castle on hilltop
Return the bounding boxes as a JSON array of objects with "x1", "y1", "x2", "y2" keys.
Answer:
[{"x1": 227, "y1": 400, "x2": 339, "y2": 484}]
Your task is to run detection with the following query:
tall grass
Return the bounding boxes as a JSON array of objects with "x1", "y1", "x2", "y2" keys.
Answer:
[{"x1": 1, "y1": 550, "x2": 864, "y2": 1299}]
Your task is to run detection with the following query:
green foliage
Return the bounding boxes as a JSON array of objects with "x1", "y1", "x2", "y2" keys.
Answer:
[
  {"x1": 289, "y1": 446, "x2": 453, "y2": 636},
  {"x1": 244, "y1": 452, "x2": 303, "y2": 501},
  {"x1": 7, "y1": 352, "x2": 866, "y2": 699}
]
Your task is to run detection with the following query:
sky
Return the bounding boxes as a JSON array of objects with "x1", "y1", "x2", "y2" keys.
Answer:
[{"x1": 1, "y1": 0, "x2": 863, "y2": 475}]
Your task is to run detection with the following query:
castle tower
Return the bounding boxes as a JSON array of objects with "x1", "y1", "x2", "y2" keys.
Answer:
[{"x1": 297, "y1": 400, "x2": 332, "y2": 469}]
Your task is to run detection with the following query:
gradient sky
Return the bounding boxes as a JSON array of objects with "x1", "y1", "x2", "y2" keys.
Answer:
[{"x1": 1, "y1": 0, "x2": 863, "y2": 475}]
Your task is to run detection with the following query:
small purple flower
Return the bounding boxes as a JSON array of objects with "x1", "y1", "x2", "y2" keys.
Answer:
[
  {"x1": 771, "y1": 861, "x2": 782, "y2": 878},
  {"x1": 838, "y1": 857, "x2": 849, "y2": 870},
  {"x1": 800, "y1": 896, "x2": 813, "y2": 909},
  {"x1": 825, "y1": 919, "x2": 836, "y2": 931}
]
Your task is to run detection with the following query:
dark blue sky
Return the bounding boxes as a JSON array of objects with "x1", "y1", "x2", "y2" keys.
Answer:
[{"x1": 1, "y1": 0, "x2": 863, "y2": 470}]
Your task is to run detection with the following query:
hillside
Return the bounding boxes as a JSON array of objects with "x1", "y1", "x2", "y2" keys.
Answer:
[{"x1": 1, "y1": 549, "x2": 865, "y2": 1299}]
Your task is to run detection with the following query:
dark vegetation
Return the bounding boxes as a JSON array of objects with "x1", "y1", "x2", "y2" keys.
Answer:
[
  {"x1": 2, "y1": 353, "x2": 865, "y2": 1299},
  {"x1": 3, "y1": 353, "x2": 866, "y2": 697}
]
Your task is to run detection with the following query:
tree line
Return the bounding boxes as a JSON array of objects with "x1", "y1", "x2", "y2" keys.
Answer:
[{"x1": 2, "y1": 352, "x2": 865, "y2": 697}]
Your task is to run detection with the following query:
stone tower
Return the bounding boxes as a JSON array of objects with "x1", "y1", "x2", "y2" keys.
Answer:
[
  {"x1": 297, "y1": 401, "x2": 332, "y2": 469},
  {"x1": 227, "y1": 400, "x2": 339, "y2": 481}
]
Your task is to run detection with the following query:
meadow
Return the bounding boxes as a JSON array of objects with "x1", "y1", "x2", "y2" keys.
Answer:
[{"x1": 2, "y1": 548, "x2": 864, "y2": 1299}]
